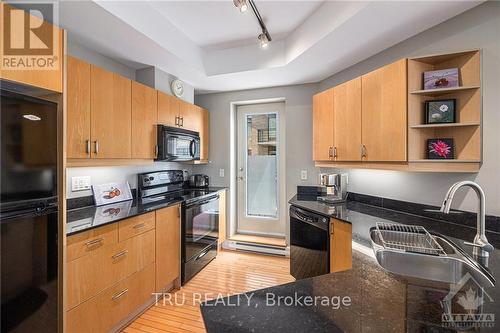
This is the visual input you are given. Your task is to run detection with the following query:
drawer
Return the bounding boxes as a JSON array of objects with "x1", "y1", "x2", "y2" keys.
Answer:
[
  {"x1": 118, "y1": 212, "x2": 155, "y2": 242},
  {"x1": 67, "y1": 223, "x2": 118, "y2": 262},
  {"x1": 67, "y1": 263, "x2": 155, "y2": 333},
  {"x1": 66, "y1": 229, "x2": 155, "y2": 310}
]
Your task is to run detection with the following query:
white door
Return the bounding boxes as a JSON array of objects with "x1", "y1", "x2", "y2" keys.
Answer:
[{"x1": 236, "y1": 102, "x2": 285, "y2": 236}]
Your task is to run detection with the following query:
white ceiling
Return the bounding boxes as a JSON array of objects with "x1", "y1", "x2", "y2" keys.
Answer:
[{"x1": 58, "y1": 1, "x2": 483, "y2": 94}]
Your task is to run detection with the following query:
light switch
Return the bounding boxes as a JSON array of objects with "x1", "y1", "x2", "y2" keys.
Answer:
[
  {"x1": 71, "y1": 176, "x2": 91, "y2": 192},
  {"x1": 301, "y1": 170, "x2": 308, "y2": 181},
  {"x1": 219, "y1": 168, "x2": 225, "y2": 177}
]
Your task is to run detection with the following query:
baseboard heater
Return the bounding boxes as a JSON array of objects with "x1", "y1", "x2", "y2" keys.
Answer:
[{"x1": 224, "y1": 240, "x2": 289, "y2": 257}]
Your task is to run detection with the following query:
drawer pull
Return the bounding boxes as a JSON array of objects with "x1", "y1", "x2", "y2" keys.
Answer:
[
  {"x1": 133, "y1": 223, "x2": 146, "y2": 230},
  {"x1": 111, "y1": 250, "x2": 128, "y2": 260},
  {"x1": 84, "y1": 238, "x2": 104, "y2": 247},
  {"x1": 111, "y1": 289, "x2": 129, "y2": 301}
]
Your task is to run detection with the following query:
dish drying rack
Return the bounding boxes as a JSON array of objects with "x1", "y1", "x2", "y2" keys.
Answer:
[{"x1": 375, "y1": 222, "x2": 446, "y2": 256}]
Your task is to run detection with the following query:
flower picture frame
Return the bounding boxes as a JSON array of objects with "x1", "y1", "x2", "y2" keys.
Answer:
[
  {"x1": 425, "y1": 99, "x2": 456, "y2": 124},
  {"x1": 427, "y1": 138, "x2": 455, "y2": 159}
]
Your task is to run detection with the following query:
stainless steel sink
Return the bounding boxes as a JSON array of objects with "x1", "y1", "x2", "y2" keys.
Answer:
[{"x1": 370, "y1": 226, "x2": 495, "y2": 287}]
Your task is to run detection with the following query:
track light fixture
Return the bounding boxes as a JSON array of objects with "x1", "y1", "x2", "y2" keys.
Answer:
[
  {"x1": 233, "y1": 0, "x2": 272, "y2": 49},
  {"x1": 258, "y1": 32, "x2": 269, "y2": 49},
  {"x1": 233, "y1": 0, "x2": 248, "y2": 13}
]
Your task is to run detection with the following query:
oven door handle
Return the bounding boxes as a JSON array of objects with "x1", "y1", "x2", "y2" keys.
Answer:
[{"x1": 185, "y1": 195, "x2": 219, "y2": 208}]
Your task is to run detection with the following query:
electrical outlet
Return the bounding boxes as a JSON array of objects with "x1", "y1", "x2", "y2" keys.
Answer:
[
  {"x1": 301, "y1": 170, "x2": 308, "y2": 181},
  {"x1": 71, "y1": 176, "x2": 91, "y2": 192},
  {"x1": 219, "y1": 168, "x2": 225, "y2": 177}
]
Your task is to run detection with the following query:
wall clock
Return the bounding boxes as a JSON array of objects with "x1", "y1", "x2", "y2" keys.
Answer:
[{"x1": 171, "y1": 79, "x2": 184, "y2": 98}]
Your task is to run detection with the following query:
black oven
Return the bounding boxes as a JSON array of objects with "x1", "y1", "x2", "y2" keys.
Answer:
[
  {"x1": 182, "y1": 193, "x2": 219, "y2": 284},
  {"x1": 156, "y1": 125, "x2": 200, "y2": 162}
]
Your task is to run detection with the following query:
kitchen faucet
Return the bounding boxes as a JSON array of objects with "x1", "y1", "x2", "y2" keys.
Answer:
[{"x1": 440, "y1": 181, "x2": 494, "y2": 258}]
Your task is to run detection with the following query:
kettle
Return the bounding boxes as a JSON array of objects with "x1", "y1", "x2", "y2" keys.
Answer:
[{"x1": 189, "y1": 174, "x2": 209, "y2": 188}]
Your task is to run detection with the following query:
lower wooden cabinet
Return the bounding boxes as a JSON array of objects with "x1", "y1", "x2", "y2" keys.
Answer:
[
  {"x1": 66, "y1": 263, "x2": 155, "y2": 333},
  {"x1": 66, "y1": 229, "x2": 155, "y2": 310},
  {"x1": 155, "y1": 204, "x2": 181, "y2": 291},
  {"x1": 330, "y1": 219, "x2": 352, "y2": 273}
]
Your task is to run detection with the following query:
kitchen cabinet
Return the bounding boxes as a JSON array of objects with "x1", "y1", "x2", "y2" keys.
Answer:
[
  {"x1": 361, "y1": 59, "x2": 407, "y2": 161},
  {"x1": 155, "y1": 204, "x2": 181, "y2": 292},
  {"x1": 334, "y1": 78, "x2": 362, "y2": 161},
  {"x1": 330, "y1": 219, "x2": 352, "y2": 273},
  {"x1": 132, "y1": 81, "x2": 158, "y2": 159},
  {"x1": 312, "y1": 88, "x2": 334, "y2": 161},
  {"x1": 66, "y1": 223, "x2": 118, "y2": 262},
  {"x1": 157, "y1": 91, "x2": 180, "y2": 127},
  {"x1": 90, "y1": 65, "x2": 132, "y2": 159},
  {"x1": 67, "y1": 56, "x2": 91, "y2": 159},
  {"x1": 0, "y1": 3, "x2": 64, "y2": 92}
]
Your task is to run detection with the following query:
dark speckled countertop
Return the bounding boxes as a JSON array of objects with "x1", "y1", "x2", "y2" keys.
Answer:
[
  {"x1": 66, "y1": 187, "x2": 226, "y2": 236},
  {"x1": 200, "y1": 194, "x2": 500, "y2": 332}
]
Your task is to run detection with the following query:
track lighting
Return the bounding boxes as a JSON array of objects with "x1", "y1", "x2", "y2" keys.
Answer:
[
  {"x1": 233, "y1": 0, "x2": 248, "y2": 13},
  {"x1": 258, "y1": 33, "x2": 269, "y2": 49}
]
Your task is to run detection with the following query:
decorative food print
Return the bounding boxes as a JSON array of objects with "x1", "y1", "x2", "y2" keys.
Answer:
[
  {"x1": 427, "y1": 138, "x2": 455, "y2": 159},
  {"x1": 92, "y1": 182, "x2": 133, "y2": 206},
  {"x1": 423, "y1": 68, "x2": 459, "y2": 90}
]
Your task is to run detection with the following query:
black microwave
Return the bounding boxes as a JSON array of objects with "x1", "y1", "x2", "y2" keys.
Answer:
[{"x1": 156, "y1": 125, "x2": 200, "y2": 162}]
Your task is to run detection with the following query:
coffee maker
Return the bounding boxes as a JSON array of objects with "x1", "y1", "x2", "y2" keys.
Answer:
[{"x1": 317, "y1": 173, "x2": 348, "y2": 204}]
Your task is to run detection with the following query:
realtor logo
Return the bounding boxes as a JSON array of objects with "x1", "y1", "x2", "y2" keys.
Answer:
[
  {"x1": 1, "y1": 1, "x2": 59, "y2": 70},
  {"x1": 441, "y1": 272, "x2": 495, "y2": 329}
]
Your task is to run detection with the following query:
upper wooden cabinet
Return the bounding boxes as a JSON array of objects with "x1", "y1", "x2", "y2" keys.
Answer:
[
  {"x1": 334, "y1": 78, "x2": 362, "y2": 161},
  {"x1": 0, "y1": 3, "x2": 64, "y2": 92},
  {"x1": 90, "y1": 65, "x2": 132, "y2": 159},
  {"x1": 157, "y1": 91, "x2": 179, "y2": 127},
  {"x1": 200, "y1": 107, "x2": 209, "y2": 162},
  {"x1": 132, "y1": 81, "x2": 157, "y2": 159},
  {"x1": 312, "y1": 89, "x2": 334, "y2": 161},
  {"x1": 67, "y1": 56, "x2": 91, "y2": 159},
  {"x1": 361, "y1": 59, "x2": 407, "y2": 162}
]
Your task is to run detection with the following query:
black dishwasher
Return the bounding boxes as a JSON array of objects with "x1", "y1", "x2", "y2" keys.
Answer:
[{"x1": 290, "y1": 205, "x2": 329, "y2": 280}]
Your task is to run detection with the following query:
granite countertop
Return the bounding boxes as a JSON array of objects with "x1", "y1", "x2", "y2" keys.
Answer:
[
  {"x1": 66, "y1": 187, "x2": 227, "y2": 236},
  {"x1": 200, "y1": 195, "x2": 500, "y2": 332}
]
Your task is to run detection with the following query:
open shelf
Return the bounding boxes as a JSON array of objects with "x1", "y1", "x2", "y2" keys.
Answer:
[
  {"x1": 407, "y1": 50, "x2": 482, "y2": 171},
  {"x1": 410, "y1": 122, "x2": 480, "y2": 129},
  {"x1": 410, "y1": 85, "x2": 480, "y2": 95}
]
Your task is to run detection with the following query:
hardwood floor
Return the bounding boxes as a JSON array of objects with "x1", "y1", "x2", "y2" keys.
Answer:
[{"x1": 123, "y1": 250, "x2": 294, "y2": 333}]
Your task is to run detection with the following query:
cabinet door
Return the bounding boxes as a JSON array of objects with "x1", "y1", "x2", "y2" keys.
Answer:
[
  {"x1": 361, "y1": 59, "x2": 407, "y2": 161},
  {"x1": 179, "y1": 101, "x2": 198, "y2": 131},
  {"x1": 334, "y1": 78, "x2": 362, "y2": 161},
  {"x1": 67, "y1": 56, "x2": 91, "y2": 159},
  {"x1": 157, "y1": 91, "x2": 179, "y2": 127},
  {"x1": 312, "y1": 89, "x2": 334, "y2": 161},
  {"x1": 199, "y1": 107, "x2": 209, "y2": 161},
  {"x1": 330, "y1": 219, "x2": 352, "y2": 273},
  {"x1": 90, "y1": 66, "x2": 132, "y2": 158},
  {"x1": 155, "y1": 204, "x2": 180, "y2": 291},
  {"x1": 131, "y1": 81, "x2": 157, "y2": 159}
]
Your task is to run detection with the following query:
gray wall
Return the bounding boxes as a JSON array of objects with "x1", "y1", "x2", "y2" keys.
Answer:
[
  {"x1": 318, "y1": 2, "x2": 500, "y2": 216},
  {"x1": 194, "y1": 83, "x2": 320, "y2": 239},
  {"x1": 136, "y1": 67, "x2": 195, "y2": 103}
]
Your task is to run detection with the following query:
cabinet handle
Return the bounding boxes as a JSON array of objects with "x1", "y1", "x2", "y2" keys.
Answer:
[
  {"x1": 94, "y1": 140, "x2": 99, "y2": 155},
  {"x1": 133, "y1": 223, "x2": 146, "y2": 230},
  {"x1": 85, "y1": 238, "x2": 103, "y2": 247},
  {"x1": 328, "y1": 147, "x2": 333, "y2": 158},
  {"x1": 179, "y1": 117, "x2": 184, "y2": 127},
  {"x1": 85, "y1": 140, "x2": 91, "y2": 155},
  {"x1": 333, "y1": 147, "x2": 338, "y2": 158},
  {"x1": 111, "y1": 250, "x2": 128, "y2": 260},
  {"x1": 175, "y1": 116, "x2": 179, "y2": 126},
  {"x1": 154, "y1": 144, "x2": 159, "y2": 158},
  {"x1": 111, "y1": 289, "x2": 129, "y2": 301},
  {"x1": 360, "y1": 144, "x2": 366, "y2": 158}
]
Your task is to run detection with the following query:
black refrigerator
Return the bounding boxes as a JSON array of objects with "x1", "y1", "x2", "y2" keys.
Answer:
[{"x1": 1, "y1": 85, "x2": 60, "y2": 333}]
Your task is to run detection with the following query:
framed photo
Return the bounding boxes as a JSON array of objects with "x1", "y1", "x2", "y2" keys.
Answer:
[
  {"x1": 425, "y1": 99, "x2": 456, "y2": 124},
  {"x1": 423, "y1": 68, "x2": 459, "y2": 90},
  {"x1": 427, "y1": 138, "x2": 455, "y2": 159},
  {"x1": 92, "y1": 182, "x2": 133, "y2": 206}
]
